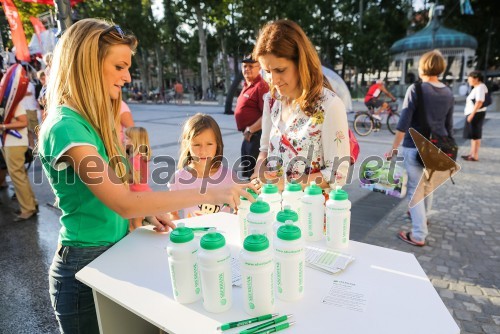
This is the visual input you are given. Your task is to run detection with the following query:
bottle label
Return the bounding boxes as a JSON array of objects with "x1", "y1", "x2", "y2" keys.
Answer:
[
  {"x1": 246, "y1": 275, "x2": 254, "y2": 309},
  {"x1": 276, "y1": 262, "x2": 282, "y2": 293},
  {"x1": 299, "y1": 260, "x2": 304, "y2": 292},
  {"x1": 218, "y1": 272, "x2": 227, "y2": 305},
  {"x1": 193, "y1": 262, "x2": 201, "y2": 294}
]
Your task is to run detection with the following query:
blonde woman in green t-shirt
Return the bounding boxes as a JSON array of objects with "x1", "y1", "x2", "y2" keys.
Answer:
[{"x1": 38, "y1": 19, "x2": 254, "y2": 334}]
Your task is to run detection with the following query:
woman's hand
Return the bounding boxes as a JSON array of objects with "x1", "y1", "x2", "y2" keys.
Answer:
[
  {"x1": 467, "y1": 113, "x2": 474, "y2": 123},
  {"x1": 207, "y1": 182, "x2": 257, "y2": 210},
  {"x1": 145, "y1": 214, "x2": 176, "y2": 233}
]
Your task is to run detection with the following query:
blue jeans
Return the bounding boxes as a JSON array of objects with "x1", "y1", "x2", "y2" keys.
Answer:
[
  {"x1": 49, "y1": 244, "x2": 112, "y2": 334},
  {"x1": 403, "y1": 147, "x2": 433, "y2": 242}
]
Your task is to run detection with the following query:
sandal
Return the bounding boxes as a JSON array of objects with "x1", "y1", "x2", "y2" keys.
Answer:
[
  {"x1": 398, "y1": 231, "x2": 425, "y2": 247},
  {"x1": 462, "y1": 155, "x2": 478, "y2": 162}
]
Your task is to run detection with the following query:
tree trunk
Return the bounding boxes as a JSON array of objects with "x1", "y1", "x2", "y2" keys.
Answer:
[
  {"x1": 135, "y1": 48, "x2": 150, "y2": 94},
  {"x1": 155, "y1": 45, "x2": 164, "y2": 96},
  {"x1": 224, "y1": 71, "x2": 243, "y2": 115},
  {"x1": 194, "y1": 3, "x2": 210, "y2": 100},
  {"x1": 219, "y1": 35, "x2": 231, "y2": 95}
]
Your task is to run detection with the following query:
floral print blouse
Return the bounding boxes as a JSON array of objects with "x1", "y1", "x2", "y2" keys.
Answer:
[{"x1": 260, "y1": 88, "x2": 350, "y2": 186}]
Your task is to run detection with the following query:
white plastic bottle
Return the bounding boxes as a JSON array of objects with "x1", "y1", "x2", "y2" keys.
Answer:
[
  {"x1": 274, "y1": 222, "x2": 305, "y2": 301},
  {"x1": 325, "y1": 187, "x2": 352, "y2": 249},
  {"x1": 198, "y1": 229, "x2": 232, "y2": 313},
  {"x1": 260, "y1": 182, "x2": 282, "y2": 221},
  {"x1": 240, "y1": 233, "x2": 274, "y2": 315},
  {"x1": 301, "y1": 181, "x2": 325, "y2": 241},
  {"x1": 246, "y1": 197, "x2": 273, "y2": 248},
  {"x1": 166, "y1": 223, "x2": 202, "y2": 304},
  {"x1": 273, "y1": 205, "x2": 299, "y2": 234},
  {"x1": 238, "y1": 188, "x2": 258, "y2": 245},
  {"x1": 282, "y1": 180, "x2": 303, "y2": 227}
]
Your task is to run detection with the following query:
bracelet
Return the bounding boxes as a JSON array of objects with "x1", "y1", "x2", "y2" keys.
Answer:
[
  {"x1": 245, "y1": 127, "x2": 252, "y2": 135},
  {"x1": 1, "y1": 124, "x2": 5, "y2": 131}
]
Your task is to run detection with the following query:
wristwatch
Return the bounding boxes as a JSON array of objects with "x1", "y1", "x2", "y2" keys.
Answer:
[{"x1": 244, "y1": 127, "x2": 252, "y2": 135}]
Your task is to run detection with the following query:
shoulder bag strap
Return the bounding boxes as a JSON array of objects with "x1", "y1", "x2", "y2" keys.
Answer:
[{"x1": 415, "y1": 81, "x2": 431, "y2": 138}]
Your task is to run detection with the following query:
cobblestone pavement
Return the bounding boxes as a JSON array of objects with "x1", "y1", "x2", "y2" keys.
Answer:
[{"x1": 353, "y1": 114, "x2": 500, "y2": 334}]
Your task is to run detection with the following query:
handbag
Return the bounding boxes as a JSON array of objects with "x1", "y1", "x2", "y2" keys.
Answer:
[
  {"x1": 348, "y1": 129, "x2": 360, "y2": 165},
  {"x1": 413, "y1": 82, "x2": 458, "y2": 181}
]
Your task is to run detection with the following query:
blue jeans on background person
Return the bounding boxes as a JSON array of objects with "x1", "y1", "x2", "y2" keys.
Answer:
[
  {"x1": 403, "y1": 147, "x2": 433, "y2": 243},
  {"x1": 49, "y1": 244, "x2": 112, "y2": 334}
]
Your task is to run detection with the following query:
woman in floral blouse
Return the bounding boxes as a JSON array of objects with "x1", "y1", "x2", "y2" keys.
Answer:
[{"x1": 250, "y1": 19, "x2": 350, "y2": 190}]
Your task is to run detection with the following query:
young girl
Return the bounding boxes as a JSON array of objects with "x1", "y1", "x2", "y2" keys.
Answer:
[
  {"x1": 168, "y1": 114, "x2": 236, "y2": 219},
  {"x1": 125, "y1": 126, "x2": 152, "y2": 230}
]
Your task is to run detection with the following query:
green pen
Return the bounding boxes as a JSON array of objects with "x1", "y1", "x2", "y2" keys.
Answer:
[
  {"x1": 239, "y1": 314, "x2": 293, "y2": 334},
  {"x1": 191, "y1": 227, "x2": 216, "y2": 231},
  {"x1": 252, "y1": 322, "x2": 296, "y2": 334},
  {"x1": 217, "y1": 313, "x2": 279, "y2": 331}
]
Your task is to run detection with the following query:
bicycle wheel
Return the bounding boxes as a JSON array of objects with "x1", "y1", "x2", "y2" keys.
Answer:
[
  {"x1": 387, "y1": 112, "x2": 400, "y2": 135},
  {"x1": 353, "y1": 112, "x2": 374, "y2": 136}
]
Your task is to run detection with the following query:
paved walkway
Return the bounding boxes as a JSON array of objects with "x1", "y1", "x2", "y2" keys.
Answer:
[{"x1": 0, "y1": 101, "x2": 498, "y2": 333}]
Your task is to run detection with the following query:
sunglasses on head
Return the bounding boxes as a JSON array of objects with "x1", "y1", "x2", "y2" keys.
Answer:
[{"x1": 102, "y1": 25, "x2": 125, "y2": 39}]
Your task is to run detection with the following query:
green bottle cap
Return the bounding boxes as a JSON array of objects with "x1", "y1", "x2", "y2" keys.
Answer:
[
  {"x1": 276, "y1": 206, "x2": 299, "y2": 223},
  {"x1": 249, "y1": 197, "x2": 270, "y2": 214},
  {"x1": 200, "y1": 229, "x2": 226, "y2": 250},
  {"x1": 329, "y1": 186, "x2": 348, "y2": 200},
  {"x1": 285, "y1": 180, "x2": 302, "y2": 192},
  {"x1": 277, "y1": 222, "x2": 302, "y2": 241},
  {"x1": 262, "y1": 182, "x2": 279, "y2": 194},
  {"x1": 304, "y1": 181, "x2": 322, "y2": 195},
  {"x1": 243, "y1": 234, "x2": 269, "y2": 252},
  {"x1": 240, "y1": 188, "x2": 258, "y2": 201},
  {"x1": 169, "y1": 223, "x2": 194, "y2": 243}
]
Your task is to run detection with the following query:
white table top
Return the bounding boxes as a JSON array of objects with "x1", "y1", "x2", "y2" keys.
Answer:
[{"x1": 76, "y1": 212, "x2": 459, "y2": 334}]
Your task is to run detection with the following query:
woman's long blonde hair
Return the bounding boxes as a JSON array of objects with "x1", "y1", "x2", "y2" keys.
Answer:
[
  {"x1": 178, "y1": 114, "x2": 224, "y2": 170},
  {"x1": 253, "y1": 19, "x2": 330, "y2": 116},
  {"x1": 45, "y1": 18, "x2": 137, "y2": 183}
]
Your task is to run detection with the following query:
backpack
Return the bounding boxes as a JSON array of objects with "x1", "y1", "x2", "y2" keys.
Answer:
[{"x1": 472, "y1": 91, "x2": 492, "y2": 108}]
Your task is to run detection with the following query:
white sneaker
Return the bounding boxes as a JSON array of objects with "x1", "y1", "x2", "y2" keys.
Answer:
[{"x1": 372, "y1": 114, "x2": 381, "y2": 121}]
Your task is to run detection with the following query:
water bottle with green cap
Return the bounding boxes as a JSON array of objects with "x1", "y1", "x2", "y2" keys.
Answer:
[
  {"x1": 325, "y1": 186, "x2": 352, "y2": 249},
  {"x1": 166, "y1": 223, "x2": 201, "y2": 304},
  {"x1": 273, "y1": 205, "x2": 299, "y2": 234},
  {"x1": 301, "y1": 181, "x2": 325, "y2": 241},
  {"x1": 247, "y1": 197, "x2": 274, "y2": 248},
  {"x1": 238, "y1": 188, "x2": 259, "y2": 245},
  {"x1": 240, "y1": 232, "x2": 274, "y2": 315},
  {"x1": 282, "y1": 179, "x2": 303, "y2": 223},
  {"x1": 198, "y1": 228, "x2": 232, "y2": 313},
  {"x1": 260, "y1": 181, "x2": 282, "y2": 221},
  {"x1": 274, "y1": 221, "x2": 305, "y2": 301}
]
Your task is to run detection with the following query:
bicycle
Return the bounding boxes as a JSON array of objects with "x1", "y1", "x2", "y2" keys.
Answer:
[{"x1": 353, "y1": 101, "x2": 400, "y2": 136}]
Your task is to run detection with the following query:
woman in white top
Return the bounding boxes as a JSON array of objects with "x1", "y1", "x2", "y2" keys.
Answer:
[
  {"x1": 250, "y1": 20, "x2": 350, "y2": 191},
  {"x1": 462, "y1": 71, "x2": 488, "y2": 162}
]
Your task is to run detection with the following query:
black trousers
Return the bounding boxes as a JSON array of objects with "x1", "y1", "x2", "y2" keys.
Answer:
[{"x1": 240, "y1": 130, "x2": 262, "y2": 179}]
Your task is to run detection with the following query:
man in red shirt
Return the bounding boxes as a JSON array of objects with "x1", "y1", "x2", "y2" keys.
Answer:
[
  {"x1": 234, "y1": 55, "x2": 269, "y2": 179},
  {"x1": 364, "y1": 79, "x2": 396, "y2": 120}
]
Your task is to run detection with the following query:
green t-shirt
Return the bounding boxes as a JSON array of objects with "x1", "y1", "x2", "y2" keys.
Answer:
[{"x1": 38, "y1": 106, "x2": 128, "y2": 247}]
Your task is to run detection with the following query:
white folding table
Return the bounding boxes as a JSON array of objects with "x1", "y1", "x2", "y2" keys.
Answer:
[{"x1": 76, "y1": 212, "x2": 459, "y2": 334}]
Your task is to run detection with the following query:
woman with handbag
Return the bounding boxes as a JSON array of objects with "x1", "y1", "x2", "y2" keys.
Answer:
[
  {"x1": 462, "y1": 70, "x2": 489, "y2": 162},
  {"x1": 249, "y1": 20, "x2": 350, "y2": 191},
  {"x1": 387, "y1": 50, "x2": 454, "y2": 247}
]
